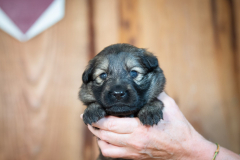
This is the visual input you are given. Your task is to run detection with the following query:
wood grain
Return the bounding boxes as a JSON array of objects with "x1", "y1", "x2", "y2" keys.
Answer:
[
  {"x1": 119, "y1": 0, "x2": 142, "y2": 46},
  {"x1": 0, "y1": 0, "x2": 88, "y2": 159},
  {"x1": 94, "y1": 0, "x2": 119, "y2": 54},
  {"x1": 82, "y1": 1, "x2": 121, "y2": 159},
  {"x1": 211, "y1": 0, "x2": 240, "y2": 151},
  {"x1": 234, "y1": 0, "x2": 240, "y2": 102}
]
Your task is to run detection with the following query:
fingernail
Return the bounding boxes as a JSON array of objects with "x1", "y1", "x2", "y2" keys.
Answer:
[{"x1": 80, "y1": 114, "x2": 83, "y2": 119}]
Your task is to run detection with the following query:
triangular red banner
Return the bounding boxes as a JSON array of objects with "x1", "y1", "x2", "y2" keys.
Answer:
[{"x1": 0, "y1": 0, "x2": 54, "y2": 33}]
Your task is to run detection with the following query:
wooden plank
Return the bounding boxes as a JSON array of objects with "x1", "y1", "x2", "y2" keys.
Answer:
[
  {"x1": 94, "y1": 0, "x2": 119, "y2": 54},
  {"x1": 81, "y1": 1, "x2": 120, "y2": 160},
  {"x1": 119, "y1": 0, "x2": 142, "y2": 46},
  {"x1": 210, "y1": 0, "x2": 240, "y2": 152},
  {"x1": 82, "y1": 1, "x2": 98, "y2": 160},
  {"x1": 0, "y1": 0, "x2": 89, "y2": 159},
  {"x1": 234, "y1": 0, "x2": 240, "y2": 113},
  {"x1": 232, "y1": 0, "x2": 240, "y2": 152}
]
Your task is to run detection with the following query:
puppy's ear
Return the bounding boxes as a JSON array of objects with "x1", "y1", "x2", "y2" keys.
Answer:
[
  {"x1": 82, "y1": 60, "x2": 95, "y2": 84},
  {"x1": 141, "y1": 52, "x2": 159, "y2": 72}
]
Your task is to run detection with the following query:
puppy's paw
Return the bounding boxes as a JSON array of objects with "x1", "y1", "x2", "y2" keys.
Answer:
[
  {"x1": 83, "y1": 103, "x2": 106, "y2": 125},
  {"x1": 138, "y1": 103, "x2": 163, "y2": 126}
]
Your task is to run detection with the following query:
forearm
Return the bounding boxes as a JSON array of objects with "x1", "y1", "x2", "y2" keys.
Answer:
[
  {"x1": 183, "y1": 136, "x2": 240, "y2": 160},
  {"x1": 185, "y1": 137, "x2": 218, "y2": 160},
  {"x1": 147, "y1": 140, "x2": 240, "y2": 160},
  {"x1": 216, "y1": 146, "x2": 240, "y2": 160}
]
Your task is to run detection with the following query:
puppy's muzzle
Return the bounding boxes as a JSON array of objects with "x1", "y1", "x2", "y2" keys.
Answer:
[{"x1": 102, "y1": 83, "x2": 137, "y2": 110}]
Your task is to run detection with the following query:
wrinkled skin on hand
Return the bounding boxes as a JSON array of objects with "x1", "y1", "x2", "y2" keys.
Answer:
[{"x1": 82, "y1": 92, "x2": 217, "y2": 160}]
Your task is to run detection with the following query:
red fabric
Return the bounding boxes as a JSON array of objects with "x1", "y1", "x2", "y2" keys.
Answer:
[{"x1": 0, "y1": 0, "x2": 54, "y2": 33}]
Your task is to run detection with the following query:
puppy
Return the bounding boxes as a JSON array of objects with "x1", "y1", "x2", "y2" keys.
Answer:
[{"x1": 79, "y1": 43, "x2": 166, "y2": 160}]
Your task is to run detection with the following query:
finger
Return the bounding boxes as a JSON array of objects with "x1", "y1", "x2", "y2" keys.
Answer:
[
  {"x1": 98, "y1": 140, "x2": 138, "y2": 159},
  {"x1": 80, "y1": 114, "x2": 83, "y2": 119},
  {"x1": 88, "y1": 125, "x2": 129, "y2": 147},
  {"x1": 92, "y1": 116, "x2": 140, "y2": 134}
]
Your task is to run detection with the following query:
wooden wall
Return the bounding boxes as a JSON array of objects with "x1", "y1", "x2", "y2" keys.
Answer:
[{"x1": 0, "y1": 0, "x2": 239, "y2": 160}]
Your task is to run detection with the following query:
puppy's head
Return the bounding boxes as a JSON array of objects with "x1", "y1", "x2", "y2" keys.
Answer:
[{"x1": 82, "y1": 44, "x2": 165, "y2": 116}]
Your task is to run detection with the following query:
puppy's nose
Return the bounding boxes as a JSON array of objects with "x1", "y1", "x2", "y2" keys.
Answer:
[{"x1": 112, "y1": 91, "x2": 126, "y2": 100}]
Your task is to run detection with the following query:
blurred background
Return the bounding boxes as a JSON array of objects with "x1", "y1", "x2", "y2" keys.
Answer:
[{"x1": 0, "y1": 0, "x2": 240, "y2": 160}]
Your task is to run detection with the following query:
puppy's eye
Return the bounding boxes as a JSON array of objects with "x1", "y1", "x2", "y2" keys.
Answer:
[
  {"x1": 130, "y1": 70, "x2": 138, "y2": 78},
  {"x1": 99, "y1": 73, "x2": 107, "y2": 80}
]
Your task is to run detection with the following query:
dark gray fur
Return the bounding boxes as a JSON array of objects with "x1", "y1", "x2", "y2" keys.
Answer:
[{"x1": 79, "y1": 43, "x2": 166, "y2": 160}]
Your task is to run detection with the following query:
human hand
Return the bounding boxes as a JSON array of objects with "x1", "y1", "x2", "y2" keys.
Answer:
[{"x1": 82, "y1": 92, "x2": 217, "y2": 160}]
